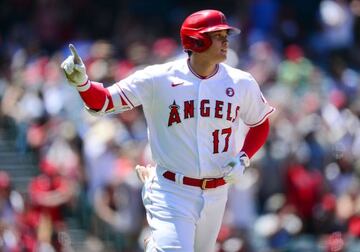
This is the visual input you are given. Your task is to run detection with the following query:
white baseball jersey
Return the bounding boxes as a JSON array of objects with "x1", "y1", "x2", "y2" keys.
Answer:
[{"x1": 107, "y1": 58, "x2": 274, "y2": 178}]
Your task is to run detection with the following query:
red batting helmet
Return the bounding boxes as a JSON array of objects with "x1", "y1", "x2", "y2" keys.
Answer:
[{"x1": 180, "y1": 10, "x2": 240, "y2": 53}]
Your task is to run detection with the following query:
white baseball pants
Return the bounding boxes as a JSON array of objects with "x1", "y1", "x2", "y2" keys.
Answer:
[{"x1": 142, "y1": 167, "x2": 229, "y2": 252}]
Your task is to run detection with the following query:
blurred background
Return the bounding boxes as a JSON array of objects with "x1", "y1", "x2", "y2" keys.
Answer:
[{"x1": 0, "y1": 0, "x2": 360, "y2": 251}]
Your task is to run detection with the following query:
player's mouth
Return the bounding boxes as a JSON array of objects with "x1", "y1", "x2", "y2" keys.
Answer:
[{"x1": 221, "y1": 49, "x2": 227, "y2": 54}]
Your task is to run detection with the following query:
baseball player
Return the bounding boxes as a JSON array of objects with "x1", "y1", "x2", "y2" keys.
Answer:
[{"x1": 61, "y1": 9, "x2": 274, "y2": 252}]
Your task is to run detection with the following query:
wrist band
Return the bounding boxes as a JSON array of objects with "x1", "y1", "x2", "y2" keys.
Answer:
[
  {"x1": 76, "y1": 79, "x2": 90, "y2": 92},
  {"x1": 239, "y1": 151, "x2": 250, "y2": 167}
]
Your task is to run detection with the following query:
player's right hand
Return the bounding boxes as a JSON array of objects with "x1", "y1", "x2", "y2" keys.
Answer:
[
  {"x1": 61, "y1": 44, "x2": 88, "y2": 86},
  {"x1": 135, "y1": 164, "x2": 155, "y2": 183}
]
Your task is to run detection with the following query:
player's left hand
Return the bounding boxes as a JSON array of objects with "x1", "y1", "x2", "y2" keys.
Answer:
[
  {"x1": 135, "y1": 164, "x2": 155, "y2": 183},
  {"x1": 223, "y1": 152, "x2": 250, "y2": 184}
]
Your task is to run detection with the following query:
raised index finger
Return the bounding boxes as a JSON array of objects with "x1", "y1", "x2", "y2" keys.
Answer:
[{"x1": 69, "y1": 44, "x2": 81, "y2": 64}]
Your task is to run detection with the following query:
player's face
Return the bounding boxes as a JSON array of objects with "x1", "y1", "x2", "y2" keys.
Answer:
[{"x1": 205, "y1": 30, "x2": 229, "y2": 64}]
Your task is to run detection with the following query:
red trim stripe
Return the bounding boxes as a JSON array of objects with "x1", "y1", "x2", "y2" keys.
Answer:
[
  {"x1": 116, "y1": 84, "x2": 134, "y2": 108},
  {"x1": 245, "y1": 108, "x2": 275, "y2": 127},
  {"x1": 119, "y1": 95, "x2": 128, "y2": 106},
  {"x1": 187, "y1": 59, "x2": 219, "y2": 79},
  {"x1": 78, "y1": 79, "x2": 89, "y2": 87}
]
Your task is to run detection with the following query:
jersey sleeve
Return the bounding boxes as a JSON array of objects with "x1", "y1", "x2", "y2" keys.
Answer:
[
  {"x1": 107, "y1": 67, "x2": 153, "y2": 112},
  {"x1": 239, "y1": 75, "x2": 275, "y2": 127}
]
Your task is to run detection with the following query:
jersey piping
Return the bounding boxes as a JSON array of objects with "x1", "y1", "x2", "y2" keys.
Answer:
[{"x1": 187, "y1": 59, "x2": 219, "y2": 80}]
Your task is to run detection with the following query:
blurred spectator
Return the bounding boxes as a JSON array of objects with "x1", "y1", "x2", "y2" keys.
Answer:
[
  {"x1": 246, "y1": 41, "x2": 280, "y2": 86},
  {"x1": 27, "y1": 159, "x2": 77, "y2": 251},
  {"x1": 0, "y1": 171, "x2": 24, "y2": 252},
  {"x1": 277, "y1": 44, "x2": 315, "y2": 95},
  {"x1": 284, "y1": 155, "x2": 324, "y2": 233},
  {"x1": 93, "y1": 155, "x2": 144, "y2": 251}
]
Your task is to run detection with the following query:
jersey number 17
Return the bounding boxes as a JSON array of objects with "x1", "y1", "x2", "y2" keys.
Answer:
[{"x1": 212, "y1": 127, "x2": 232, "y2": 154}]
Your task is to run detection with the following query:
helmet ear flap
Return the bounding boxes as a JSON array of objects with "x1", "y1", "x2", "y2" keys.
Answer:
[{"x1": 185, "y1": 33, "x2": 212, "y2": 53}]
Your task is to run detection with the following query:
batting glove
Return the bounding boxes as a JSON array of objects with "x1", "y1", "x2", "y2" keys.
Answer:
[
  {"x1": 223, "y1": 151, "x2": 250, "y2": 184},
  {"x1": 61, "y1": 44, "x2": 88, "y2": 87}
]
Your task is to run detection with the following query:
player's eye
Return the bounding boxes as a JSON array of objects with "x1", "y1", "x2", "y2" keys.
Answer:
[{"x1": 212, "y1": 34, "x2": 227, "y2": 41}]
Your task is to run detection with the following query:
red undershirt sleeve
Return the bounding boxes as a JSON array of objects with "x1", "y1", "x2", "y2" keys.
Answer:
[
  {"x1": 241, "y1": 118, "x2": 270, "y2": 158},
  {"x1": 78, "y1": 81, "x2": 114, "y2": 111}
]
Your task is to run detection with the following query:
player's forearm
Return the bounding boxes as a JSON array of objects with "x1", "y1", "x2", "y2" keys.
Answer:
[
  {"x1": 77, "y1": 80, "x2": 114, "y2": 111},
  {"x1": 241, "y1": 118, "x2": 270, "y2": 158},
  {"x1": 61, "y1": 45, "x2": 134, "y2": 115}
]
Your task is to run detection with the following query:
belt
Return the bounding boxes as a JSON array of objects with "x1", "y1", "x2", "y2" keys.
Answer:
[{"x1": 162, "y1": 171, "x2": 226, "y2": 190}]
